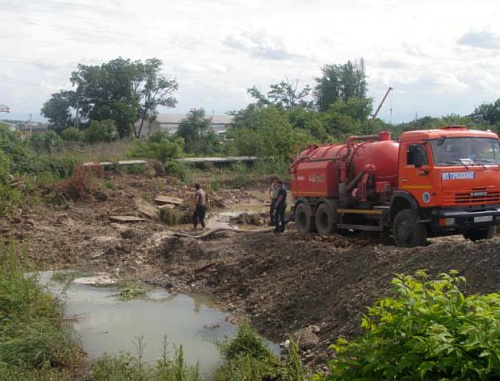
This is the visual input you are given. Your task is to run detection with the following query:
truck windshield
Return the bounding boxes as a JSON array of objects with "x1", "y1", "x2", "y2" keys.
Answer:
[{"x1": 430, "y1": 137, "x2": 500, "y2": 166}]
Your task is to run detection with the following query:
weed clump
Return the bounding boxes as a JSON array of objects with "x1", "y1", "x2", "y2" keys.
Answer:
[
  {"x1": 116, "y1": 279, "x2": 148, "y2": 301},
  {"x1": 220, "y1": 322, "x2": 272, "y2": 361},
  {"x1": 90, "y1": 338, "x2": 200, "y2": 381},
  {"x1": 51, "y1": 164, "x2": 103, "y2": 202},
  {"x1": 215, "y1": 322, "x2": 306, "y2": 381}
]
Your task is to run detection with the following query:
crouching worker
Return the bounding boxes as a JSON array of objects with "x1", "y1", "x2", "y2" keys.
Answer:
[
  {"x1": 274, "y1": 180, "x2": 287, "y2": 233},
  {"x1": 192, "y1": 183, "x2": 206, "y2": 230}
]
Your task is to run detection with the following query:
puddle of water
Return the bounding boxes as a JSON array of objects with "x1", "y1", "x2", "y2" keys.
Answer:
[
  {"x1": 206, "y1": 205, "x2": 268, "y2": 230},
  {"x1": 206, "y1": 211, "x2": 240, "y2": 230},
  {"x1": 38, "y1": 271, "x2": 279, "y2": 378}
]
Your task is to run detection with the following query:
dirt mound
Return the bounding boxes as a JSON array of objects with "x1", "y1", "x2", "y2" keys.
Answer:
[{"x1": 153, "y1": 230, "x2": 500, "y2": 365}]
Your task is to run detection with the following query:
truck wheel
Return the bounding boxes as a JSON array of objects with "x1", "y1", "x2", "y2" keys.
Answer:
[
  {"x1": 315, "y1": 203, "x2": 336, "y2": 235},
  {"x1": 463, "y1": 226, "x2": 494, "y2": 242},
  {"x1": 294, "y1": 202, "x2": 313, "y2": 234},
  {"x1": 393, "y1": 209, "x2": 427, "y2": 247}
]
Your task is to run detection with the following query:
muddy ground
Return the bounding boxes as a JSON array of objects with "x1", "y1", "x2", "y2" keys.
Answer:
[{"x1": 3, "y1": 170, "x2": 500, "y2": 368}]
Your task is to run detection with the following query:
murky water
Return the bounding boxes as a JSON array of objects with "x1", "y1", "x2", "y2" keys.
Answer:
[
  {"x1": 206, "y1": 204, "x2": 268, "y2": 230},
  {"x1": 39, "y1": 272, "x2": 277, "y2": 377},
  {"x1": 206, "y1": 211, "x2": 241, "y2": 229}
]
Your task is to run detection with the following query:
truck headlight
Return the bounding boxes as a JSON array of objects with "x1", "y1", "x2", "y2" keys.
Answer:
[{"x1": 439, "y1": 218, "x2": 455, "y2": 226}]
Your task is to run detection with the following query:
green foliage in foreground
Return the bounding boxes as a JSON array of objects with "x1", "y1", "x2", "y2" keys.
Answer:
[
  {"x1": 215, "y1": 322, "x2": 306, "y2": 381},
  {"x1": 317, "y1": 271, "x2": 500, "y2": 381},
  {"x1": 89, "y1": 342, "x2": 200, "y2": 381},
  {"x1": 0, "y1": 242, "x2": 82, "y2": 379}
]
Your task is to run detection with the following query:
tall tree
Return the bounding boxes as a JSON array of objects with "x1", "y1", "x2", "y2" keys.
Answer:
[
  {"x1": 228, "y1": 105, "x2": 313, "y2": 158},
  {"x1": 471, "y1": 98, "x2": 500, "y2": 128},
  {"x1": 61, "y1": 57, "x2": 178, "y2": 138},
  {"x1": 314, "y1": 59, "x2": 368, "y2": 112},
  {"x1": 247, "y1": 79, "x2": 312, "y2": 110},
  {"x1": 134, "y1": 58, "x2": 178, "y2": 138},
  {"x1": 41, "y1": 90, "x2": 75, "y2": 133},
  {"x1": 70, "y1": 58, "x2": 139, "y2": 138},
  {"x1": 176, "y1": 109, "x2": 220, "y2": 155}
]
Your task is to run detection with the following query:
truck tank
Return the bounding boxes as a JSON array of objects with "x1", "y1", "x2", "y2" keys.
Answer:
[{"x1": 291, "y1": 131, "x2": 399, "y2": 201}]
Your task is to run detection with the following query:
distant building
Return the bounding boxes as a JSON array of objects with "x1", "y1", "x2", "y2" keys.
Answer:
[
  {"x1": 136, "y1": 114, "x2": 234, "y2": 137},
  {"x1": 16, "y1": 122, "x2": 48, "y2": 138},
  {"x1": 0, "y1": 122, "x2": 17, "y2": 132}
]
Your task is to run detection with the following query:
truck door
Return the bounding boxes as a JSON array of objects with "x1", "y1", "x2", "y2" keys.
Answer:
[{"x1": 399, "y1": 142, "x2": 433, "y2": 206}]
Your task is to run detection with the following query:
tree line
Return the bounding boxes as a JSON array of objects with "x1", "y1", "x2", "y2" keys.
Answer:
[{"x1": 41, "y1": 56, "x2": 500, "y2": 160}]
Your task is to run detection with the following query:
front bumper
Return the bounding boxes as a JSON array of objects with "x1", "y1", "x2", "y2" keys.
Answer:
[{"x1": 429, "y1": 207, "x2": 500, "y2": 232}]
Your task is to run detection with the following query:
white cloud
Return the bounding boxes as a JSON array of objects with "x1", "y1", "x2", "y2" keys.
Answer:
[
  {"x1": 224, "y1": 30, "x2": 299, "y2": 60},
  {"x1": 458, "y1": 30, "x2": 500, "y2": 50},
  {"x1": 1, "y1": 0, "x2": 500, "y2": 123}
]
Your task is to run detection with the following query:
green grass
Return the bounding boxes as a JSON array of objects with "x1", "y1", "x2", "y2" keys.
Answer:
[
  {"x1": 115, "y1": 278, "x2": 148, "y2": 301},
  {"x1": 215, "y1": 322, "x2": 306, "y2": 381},
  {"x1": 0, "y1": 242, "x2": 83, "y2": 379},
  {"x1": 60, "y1": 139, "x2": 136, "y2": 163},
  {"x1": 89, "y1": 337, "x2": 200, "y2": 381}
]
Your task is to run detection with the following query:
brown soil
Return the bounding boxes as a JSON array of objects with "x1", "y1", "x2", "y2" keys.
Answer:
[{"x1": 4, "y1": 170, "x2": 500, "y2": 368}]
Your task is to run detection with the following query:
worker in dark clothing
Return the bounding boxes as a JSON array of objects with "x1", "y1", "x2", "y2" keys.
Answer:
[
  {"x1": 274, "y1": 180, "x2": 287, "y2": 233},
  {"x1": 192, "y1": 183, "x2": 206, "y2": 230},
  {"x1": 268, "y1": 176, "x2": 279, "y2": 225}
]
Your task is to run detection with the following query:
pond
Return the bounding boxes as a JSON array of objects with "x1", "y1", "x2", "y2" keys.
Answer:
[{"x1": 39, "y1": 271, "x2": 278, "y2": 378}]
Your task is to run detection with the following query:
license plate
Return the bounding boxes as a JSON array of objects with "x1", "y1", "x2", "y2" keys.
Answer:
[{"x1": 474, "y1": 216, "x2": 493, "y2": 223}]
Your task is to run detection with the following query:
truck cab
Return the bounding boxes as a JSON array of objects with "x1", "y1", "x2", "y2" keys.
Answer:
[{"x1": 392, "y1": 126, "x2": 500, "y2": 246}]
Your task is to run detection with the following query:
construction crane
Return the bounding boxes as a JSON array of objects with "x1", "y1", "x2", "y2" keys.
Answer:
[{"x1": 371, "y1": 87, "x2": 392, "y2": 120}]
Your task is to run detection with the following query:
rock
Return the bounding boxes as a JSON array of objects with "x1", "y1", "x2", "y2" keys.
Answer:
[
  {"x1": 135, "y1": 198, "x2": 160, "y2": 220},
  {"x1": 291, "y1": 325, "x2": 320, "y2": 349},
  {"x1": 230, "y1": 212, "x2": 266, "y2": 226},
  {"x1": 73, "y1": 273, "x2": 116, "y2": 286},
  {"x1": 225, "y1": 315, "x2": 239, "y2": 324},
  {"x1": 121, "y1": 229, "x2": 137, "y2": 239}
]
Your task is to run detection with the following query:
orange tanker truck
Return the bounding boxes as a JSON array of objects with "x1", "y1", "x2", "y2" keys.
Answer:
[{"x1": 290, "y1": 126, "x2": 500, "y2": 247}]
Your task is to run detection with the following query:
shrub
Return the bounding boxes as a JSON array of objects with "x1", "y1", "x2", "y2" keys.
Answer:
[
  {"x1": 61, "y1": 127, "x2": 84, "y2": 142},
  {"x1": 84, "y1": 120, "x2": 117, "y2": 143},
  {"x1": 318, "y1": 271, "x2": 500, "y2": 381},
  {"x1": 164, "y1": 160, "x2": 190, "y2": 182},
  {"x1": 52, "y1": 165, "x2": 101, "y2": 201},
  {"x1": 220, "y1": 322, "x2": 272, "y2": 361},
  {"x1": 129, "y1": 130, "x2": 184, "y2": 163},
  {"x1": 123, "y1": 163, "x2": 146, "y2": 175},
  {"x1": 28, "y1": 131, "x2": 63, "y2": 154},
  {"x1": 0, "y1": 123, "x2": 31, "y2": 169},
  {"x1": 216, "y1": 323, "x2": 305, "y2": 381}
]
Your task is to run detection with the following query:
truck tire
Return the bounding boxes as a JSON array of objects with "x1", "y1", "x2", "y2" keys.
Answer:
[
  {"x1": 315, "y1": 202, "x2": 337, "y2": 235},
  {"x1": 463, "y1": 226, "x2": 495, "y2": 242},
  {"x1": 393, "y1": 209, "x2": 427, "y2": 247},
  {"x1": 294, "y1": 202, "x2": 314, "y2": 234}
]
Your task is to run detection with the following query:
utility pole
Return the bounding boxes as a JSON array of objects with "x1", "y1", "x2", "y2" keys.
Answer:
[{"x1": 75, "y1": 97, "x2": 80, "y2": 130}]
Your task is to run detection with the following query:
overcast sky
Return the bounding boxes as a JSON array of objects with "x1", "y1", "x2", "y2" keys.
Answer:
[{"x1": 1, "y1": 0, "x2": 500, "y2": 124}]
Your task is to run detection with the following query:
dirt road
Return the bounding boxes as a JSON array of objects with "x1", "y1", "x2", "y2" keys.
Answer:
[{"x1": 3, "y1": 171, "x2": 500, "y2": 367}]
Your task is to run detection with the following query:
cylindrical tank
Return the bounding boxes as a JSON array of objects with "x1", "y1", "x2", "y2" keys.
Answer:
[{"x1": 291, "y1": 132, "x2": 400, "y2": 197}]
